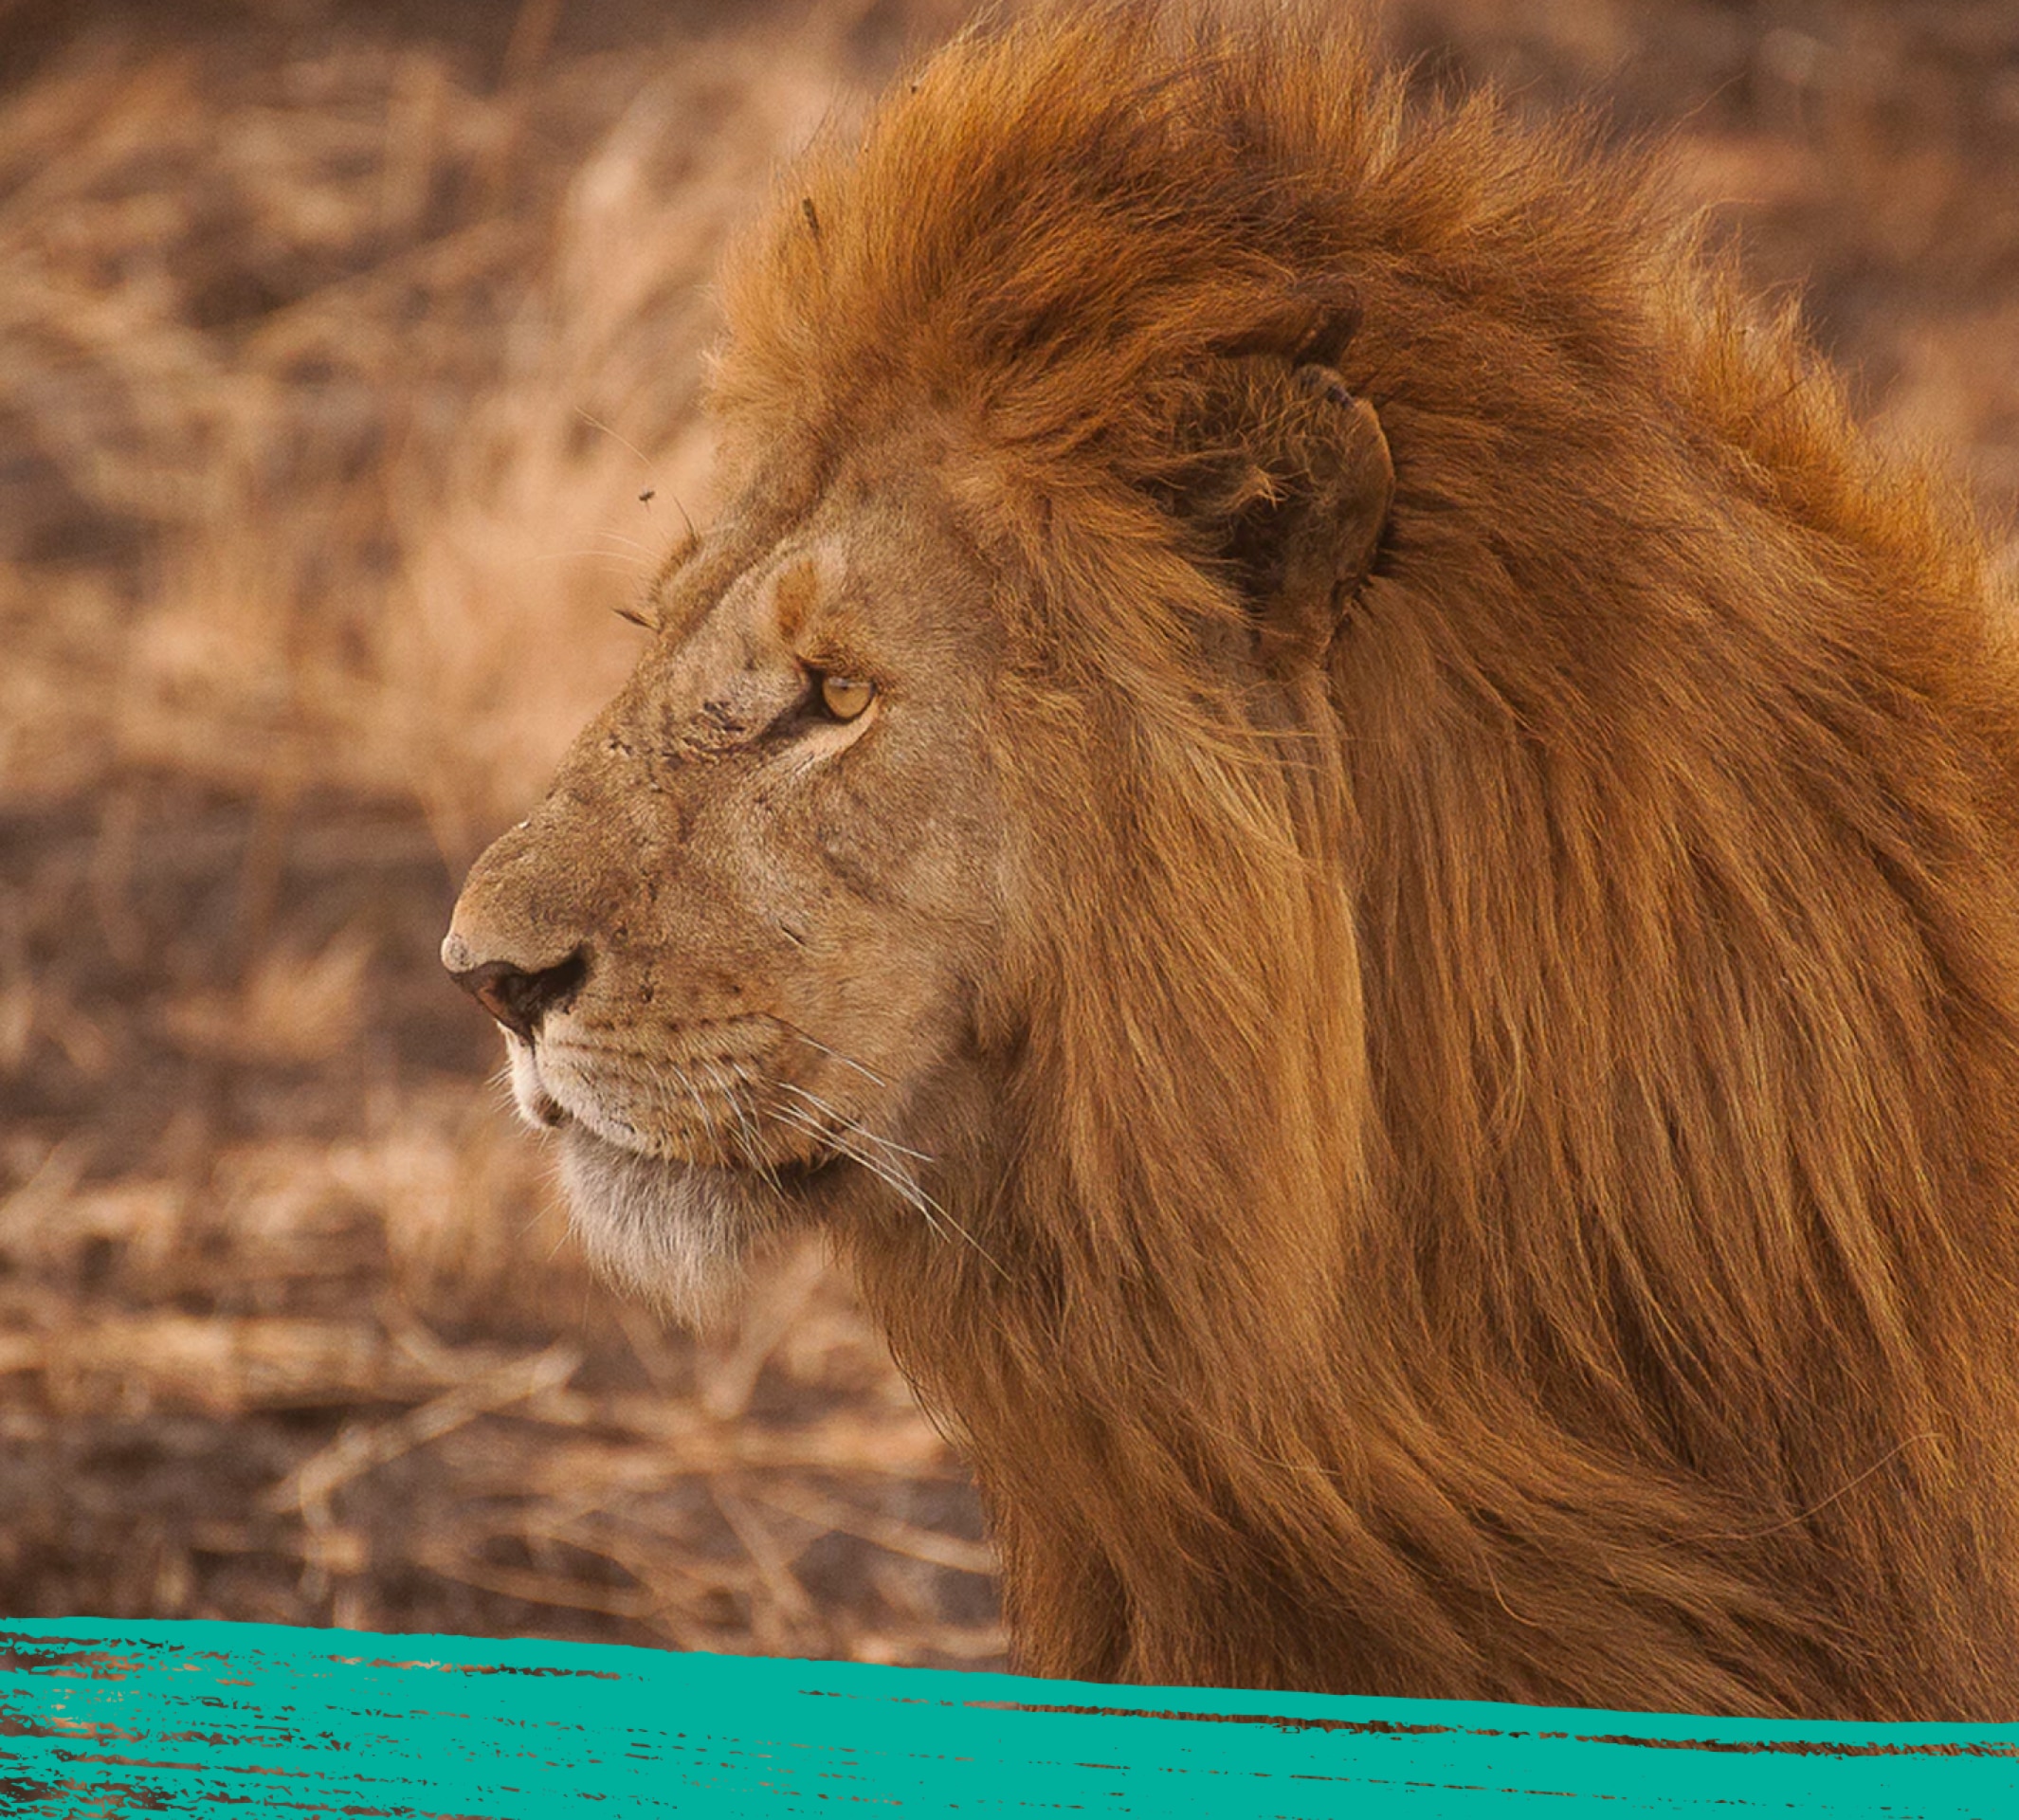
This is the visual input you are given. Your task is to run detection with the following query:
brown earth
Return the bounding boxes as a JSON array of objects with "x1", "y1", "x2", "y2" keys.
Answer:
[{"x1": 2, "y1": 0, "x2": 2014, "y2": 1671}]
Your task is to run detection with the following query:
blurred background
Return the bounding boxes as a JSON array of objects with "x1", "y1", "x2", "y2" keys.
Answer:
[{"x1": 1, "y1": 0, "x2": 2014, "y2": 1670}]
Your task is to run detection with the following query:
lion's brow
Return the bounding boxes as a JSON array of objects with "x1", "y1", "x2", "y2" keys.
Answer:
[{"x1": 772, "y1": 556, "x2": 822, "y2": 643}]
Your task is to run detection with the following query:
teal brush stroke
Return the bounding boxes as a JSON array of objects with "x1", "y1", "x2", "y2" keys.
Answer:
[{"x1": 2, "y1": 1618, "x2": 2014, "y2": 1816}]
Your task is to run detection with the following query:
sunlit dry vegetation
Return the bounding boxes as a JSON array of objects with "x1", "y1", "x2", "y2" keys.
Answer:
[{"x1": 1, "y1": 0, "x2": 2013, "y2": 1665}]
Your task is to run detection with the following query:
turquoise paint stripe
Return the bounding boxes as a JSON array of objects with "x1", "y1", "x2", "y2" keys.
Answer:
[{"x1": 2, "y1": 1619, "x2": 2014, "y2": 1816}]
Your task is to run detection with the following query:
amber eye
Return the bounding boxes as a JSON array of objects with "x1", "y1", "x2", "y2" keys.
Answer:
[{"x1": 818, "y1": 673, "x2": 875, "y2": 720}]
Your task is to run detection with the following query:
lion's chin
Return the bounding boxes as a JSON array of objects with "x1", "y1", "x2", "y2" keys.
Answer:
[{"x1": 556, "y1": 1126, "x2": 791, "y2": 1329}]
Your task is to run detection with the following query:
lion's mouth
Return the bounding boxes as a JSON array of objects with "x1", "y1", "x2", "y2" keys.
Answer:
[
  {"x1": 504, "y1": 1029, "x2": 573, "y2": 1131},
  {"x1": 504, "y1": 1029, "x2": 846, "y2": 1189},
  {"x1": 565, "y1": 1117, "x2": 842, "y2": 1194}
]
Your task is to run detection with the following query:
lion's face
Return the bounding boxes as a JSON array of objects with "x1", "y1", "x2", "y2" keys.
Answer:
[
  {"x1": 444, "y1": 441, "x2": 1010, "y2": 1319},
  {"x1": 446, "y1": 293, "x2": 1391, "y2": 1321}
]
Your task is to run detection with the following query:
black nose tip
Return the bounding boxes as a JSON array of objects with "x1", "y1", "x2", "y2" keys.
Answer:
[{"x1": 448, "y1": 951, "x2": 588, "y2": 1041}]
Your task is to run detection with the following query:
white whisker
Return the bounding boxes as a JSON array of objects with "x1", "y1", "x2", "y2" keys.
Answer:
[
  {"x1": 767, "y1": 1019, "x2": 890, "y2": 1089},
  {"x1": 775, "y1": 1081, "x2": 937, "y2": 1163},
  {"x1": 705, "y1": 1061, "x2": 762, "y2": 1154},
  {"x1": 768, "y1": 1100, "x2": 1006, "y2": 1279}
]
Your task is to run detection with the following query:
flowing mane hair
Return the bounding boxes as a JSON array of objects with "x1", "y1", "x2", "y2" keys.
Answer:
[{"x1": 710, "y1": 3, "x2": 2019, "y2": 1718}]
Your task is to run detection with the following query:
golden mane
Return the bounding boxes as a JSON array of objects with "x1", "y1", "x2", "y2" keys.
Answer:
[{"x1": 703, "y1": 4, "x2": 2019, "y2": 1717}]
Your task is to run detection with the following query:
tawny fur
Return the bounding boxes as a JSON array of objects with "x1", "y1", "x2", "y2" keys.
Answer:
[{"x1": 706, "y1": 4, "x2": 2019, "y2": 1720}]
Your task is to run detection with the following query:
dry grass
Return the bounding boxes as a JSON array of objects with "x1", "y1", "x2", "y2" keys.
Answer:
[{"x1": 2, "y1": 0, "x2": 2014, "y2": 1669}]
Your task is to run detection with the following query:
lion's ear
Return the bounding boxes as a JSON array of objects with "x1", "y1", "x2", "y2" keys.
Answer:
[
  {"x1": 1267, "y1": 365, "x2": 1393, "y2": 655},
  {"x1": 1162, "y1": 356, "x2": 1394, "y2": 664}
]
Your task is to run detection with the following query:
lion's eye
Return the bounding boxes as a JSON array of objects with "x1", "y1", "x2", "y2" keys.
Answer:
[{"x1": 817, "y1": 674, "x2": 876, "y2": 720}]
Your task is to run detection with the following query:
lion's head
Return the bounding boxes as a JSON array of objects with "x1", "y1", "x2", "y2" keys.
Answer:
[
  {"x1": 448, "y1": 4, "x2": 2019, "y2": 1720},
  {"x1": 444, "y1": 447, "x2": 1010, "y2": 1320}
]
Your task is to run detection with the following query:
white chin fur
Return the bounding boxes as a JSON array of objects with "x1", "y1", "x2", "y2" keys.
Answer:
[{"x1": 557, "y1": 1129, "x2": 767, "y2": 1328}]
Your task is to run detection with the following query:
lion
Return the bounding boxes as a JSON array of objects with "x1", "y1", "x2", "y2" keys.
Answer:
[{"x1": 443, "y1": 3, "x2": 2019, "y2": 1720}]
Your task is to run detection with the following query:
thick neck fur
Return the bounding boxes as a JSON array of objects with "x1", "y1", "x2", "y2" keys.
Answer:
[
  {"x1": 855, "y1": 468, "x2": 2019, "y2": 1714},
  {"x1": 750, "y1": 3, "x2": 2019, "y2": 1720}
]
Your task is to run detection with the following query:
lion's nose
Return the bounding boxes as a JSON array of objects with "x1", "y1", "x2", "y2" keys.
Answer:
[
  {"x1": 445, "y1": 762, "x2": 625, "y2": 1039},
  {"x1": 444, "y1": 943, "x2": 587, "y2": 1041}
]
